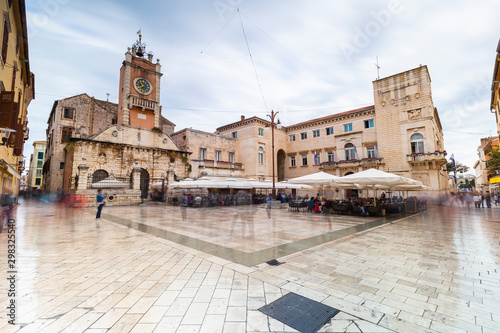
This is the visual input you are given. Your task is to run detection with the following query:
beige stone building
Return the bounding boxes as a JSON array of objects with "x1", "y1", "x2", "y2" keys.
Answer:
[
  {"x1": 491, "y1": 38, "x2": 500, "y2": 138},
  {"x1": 56, "y1": 35, "x2": 188, "y2": 205},
  {"x1": 217, "y1": 66, "x2": 449, "y2": 193},
  {"x1": 171, "y1": 128, "x2": 243, "y2": 179},
  {"x1": 0, "y1": 0, "x2": 34, "y2": 199},
  {"x1": 27, "y1": 141, "x2": 45, "y2": 189}
]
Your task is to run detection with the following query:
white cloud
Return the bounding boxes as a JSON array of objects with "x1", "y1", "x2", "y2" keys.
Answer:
[{"x1": 23, "y1": 0, "x2": 500, "y2": 172}]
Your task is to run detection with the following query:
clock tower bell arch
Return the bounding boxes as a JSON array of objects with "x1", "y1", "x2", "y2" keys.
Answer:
[{"x1": 117, "y1": 33, "x2": 162, "y2": 129}]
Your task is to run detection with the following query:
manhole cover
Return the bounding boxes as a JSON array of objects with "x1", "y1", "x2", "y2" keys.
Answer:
[{"x1": 259, "y1": 292, "x2": 339, "y2": 333}]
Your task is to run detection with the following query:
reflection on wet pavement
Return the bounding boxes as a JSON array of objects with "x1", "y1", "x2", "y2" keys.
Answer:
[
  {"x1": 102, "y1": 205, "x2": 405, "y2": 266},
  {"x1": 1, "y1": 200, "x2": 499, "y2": 333}
]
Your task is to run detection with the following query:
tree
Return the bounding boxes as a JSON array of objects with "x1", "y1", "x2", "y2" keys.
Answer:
[
  {"x1": 485, "y1": 147, "x2": 500, "y2": 175},
  {"x1": 446, "y1": 161, "x2": 469, "y2": 174}
]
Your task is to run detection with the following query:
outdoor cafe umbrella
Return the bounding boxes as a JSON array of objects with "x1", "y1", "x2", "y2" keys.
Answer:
[
  {"x1": 334, "y1": 168, "x2": 419, "y2": 187},
  {"x1": 288, "y1": 171, "x2": 339, "y2": 196},
  {"x1": 91, "y1": 176, "x2": 129, "y2": 189}
]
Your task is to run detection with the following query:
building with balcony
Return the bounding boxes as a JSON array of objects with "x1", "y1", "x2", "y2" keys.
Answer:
[
  {"x1": 0, "y1": 0, "x2": 34, "y2": 200},
  {"x1": 217, "y1": 66, "x2": 449, "y2": 193},
  {"x1": 27, "y1": 141, "x2": 45, "y2": 189},
  {"x1": 474, "y1": 136, "x2": 499, "y2": 194}
]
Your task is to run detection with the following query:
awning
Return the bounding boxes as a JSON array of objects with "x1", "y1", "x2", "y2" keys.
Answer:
[
  {"x1": 0, "y1": 159, "x2": 21, "y2": 179},
  {"x1": 490, "y1": 175, "x2": 500, "y2": 184}
]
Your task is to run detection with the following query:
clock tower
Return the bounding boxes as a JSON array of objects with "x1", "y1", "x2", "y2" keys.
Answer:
[{"x1": 117, "y1": 33, "x2": 162, "y2": 129}]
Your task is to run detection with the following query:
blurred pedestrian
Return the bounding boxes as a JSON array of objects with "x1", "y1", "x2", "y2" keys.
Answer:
[
  {"x1": 0, "y1": 189, "x2": 14, "y2": 233},
  {"x1": 96, "y1": 189, "x2": 107, "y2": 220},
  {"x1": 485, "y1": 192, "x2": 491, "y2": 208}
]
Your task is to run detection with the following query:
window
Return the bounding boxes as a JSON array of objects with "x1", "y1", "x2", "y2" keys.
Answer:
[
  {"x1": 344, "y1": 123, "x2": 353, "y2": 132},
  {"x1": 258, "y1": 147, "x2": 264, "y2": 164},
  {"x1": 410, "y1": 133, "x2": 425, "y2": 153},
  {"x1": 312, "y1": 130, "x2": 320, "y2": 138},
  {"x1": 345, "y1": 143, "x2": 356, "y2": 160},
  {"x1": 367, "y1": 147, "x2": 376, "y2": 159},
  {"x1": 37, "y1": 160, "x2": 43, "y2": 168},
  {"x1": 229, "y1": 152, "x2": 234, "y2": 163},
  {"x1": 200, "y1": 148, "x2": 207, "y2": 160},
  {"x1": 327, "y1": 151, "x2": 335, "y2": 162},
  {"x1": 258, "y1": 128, "x2": 264, "y2": 136},
  {"x1": 364, "y1": 119, "x2": 374, "y2": 128},
  {"x1": 63, "y1": 107, "x2": 74, "y2": 119},
  {"x1": 326, "y1": 127, "x2": 334, "y2": 135},
  {"x1": 290, "y1": 156, "x2": 296, "y2": 167},
  {"x1": 302, "y1": 154, "x2": 308, "y2": 166},
  {"x1": 300, "y1": 132, "x2": 307, "y2": 140},
  {"x1": 232, "y1": 131, "x2": 237, "y2": 139},
  {"x1": 111, "y1": 118, "x2": 117, "y2": 125},
  {"x1": 39, "y1": 145, "x2": 45, "y2": 150},
  {"x1": 60, "y1": 162, "x2": 65, "y2": 170},
  {"x1": 215, "y1": 151, "x2": 222, "y2": 161},
  {"x1": 289, "y1": 134, "x2": 295, "y2": 142},
  {"x1": 35, "y1": 178, "x2": 41, "y2": 186},
  {"x1": 61, "y1": 128, "x2": 73, "y2": 143},
  {"x1": 92, "y1": 170, "x2": 108, "y2": 183},
  {"x1": 38, "y1": 152, "x2": 44, "y2": 160},
  {"x1": 36, "y1": 169, "x2": 42, "y2": 177}
]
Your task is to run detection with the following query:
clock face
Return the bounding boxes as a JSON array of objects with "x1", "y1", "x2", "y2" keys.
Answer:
[{"x1": 134, "y1": 78, "x2": 152, "y2": 95}]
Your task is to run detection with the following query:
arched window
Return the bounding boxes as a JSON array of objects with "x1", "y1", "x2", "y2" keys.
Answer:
[
  {"x1": 410, "y1": 133, "x2": 424, "y2": 153},
  {"x1": 92, "y1": 170, "x2": 108, "y2": 183},
  {"x1": 258, "y1": 147, "x2": 264, "y2": 164},
  {"x1": 345, "y1": 143, "x2": 356, "y2": 160}
]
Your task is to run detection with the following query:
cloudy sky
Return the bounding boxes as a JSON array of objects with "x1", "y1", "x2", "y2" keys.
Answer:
[{"x1": 24, "y1": 0, "x2": 500, "y2": 172}]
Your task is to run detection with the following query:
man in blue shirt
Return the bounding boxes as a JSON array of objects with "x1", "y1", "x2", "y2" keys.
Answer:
[{"x1": 96, "y1": 189, "x2": 106, "y2": 220}]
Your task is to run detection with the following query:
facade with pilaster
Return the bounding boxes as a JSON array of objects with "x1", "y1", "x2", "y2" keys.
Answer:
[{"x1": 217, "y1": 66, "x2": 449, "y2": 193}]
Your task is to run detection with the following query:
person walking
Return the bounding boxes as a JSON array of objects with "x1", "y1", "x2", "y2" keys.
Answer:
[
  {"x1": 494, "y1": 193, "x2": 498, "y2": 206},
  {"x1": 266, "y1": 193, "x2": 273, "y2": 222},
  {"x1": 481, "y1": 194, "x2": 485, "y2": 208},
  {"x1": 485, "y1": 192, "x2": 492, "y2": 208},
  {"x1": 96, "y1": 189, "x2": 106, "y2": 220},
  {"x1": 473, "y1": 194, "x2": 481, "y2": 208}
]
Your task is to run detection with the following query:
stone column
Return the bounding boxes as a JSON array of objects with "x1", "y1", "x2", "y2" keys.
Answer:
[
  {"x1": 77, "y1": 164, "x2": 89, "y2": 190},
  {"x1": 132, "y1": 167, "x2": 141, "y2": 191}
]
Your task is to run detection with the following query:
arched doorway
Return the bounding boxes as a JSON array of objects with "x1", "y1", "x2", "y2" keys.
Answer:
[
  {"x1": 139, "y1": 169, "x2": 150, "y2": 199},
  {"x1": 130, "y1": 168, "x2": 150, "y2": 199},
  {"x1": 277, "y1": 149, "x2": 286, "y2": 182},
  {"x1": 92, "y1": 170, "x2": 108, "y2": 183}
]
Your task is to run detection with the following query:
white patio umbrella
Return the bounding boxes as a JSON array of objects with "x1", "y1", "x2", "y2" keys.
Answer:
[
  {"x1": 334, "y1": 169, "x2": 419, "y2": 187},
  {"x1": 91, "y1": 176, "x2": 129, "y2": 189},
  {"x1": 288, "y1": 171, "x2": 339, "y2": 184}
]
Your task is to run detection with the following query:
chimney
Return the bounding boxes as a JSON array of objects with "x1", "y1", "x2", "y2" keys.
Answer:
[{"x1": 241, "y1": 115, "x2": 245, "y2": 121}]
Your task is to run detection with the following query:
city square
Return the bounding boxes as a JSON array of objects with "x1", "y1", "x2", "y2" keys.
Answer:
[
  {"x1": 0, "y1": 201, "x2": 499, "y2": 332},
  {"x1": 1, "y1": 1, "x2": 500, "y2": 332}
]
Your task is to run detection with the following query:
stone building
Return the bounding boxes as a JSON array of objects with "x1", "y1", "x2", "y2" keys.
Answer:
[
  {"x1": 58, "y1": 35, "x2": 188, "y2": 205},
  {"x1": 217, "y1": 66, "x2": 449, "y2": 193},
  {"x1": 0, "y1": 0, "x2": 34, "y2": 199},
  {"x1": 27, "y1": 141, "x2": 45, "y2": 189},
  {"x1": 474, "y1": 136, "x2": 499, "y2": 193},
  {"x1": 170, "y1": 128, "x2": 243, "y2": 179},
  {"x1": 43, "y1": 94, "x2": 175, "y2": 193}
]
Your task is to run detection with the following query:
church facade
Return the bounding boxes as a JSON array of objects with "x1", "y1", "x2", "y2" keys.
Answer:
[{"x1": 56, "y1": 36, "x2": 188, "y2": 205}]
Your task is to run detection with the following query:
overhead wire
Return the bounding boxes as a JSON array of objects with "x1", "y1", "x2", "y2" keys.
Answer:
[
  {"x1": 163, "y1": 10, "x2": 238, "y2": 86},
  {"x1": 237, "y1": 7, "x2": 268, "y2": 112}
]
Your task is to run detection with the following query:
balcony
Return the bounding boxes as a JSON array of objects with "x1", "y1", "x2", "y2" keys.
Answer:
[
  {"x1": 129, "y1": 94, "x2": 158, "y2": 110},
  {"x1": 406, "y1": 151, "x2": 447, "y2": 169},
  {"x1": 320, "y1": 158, "x2": 384, "y2": 170},
  {"x1": 195, "y1": 159, "x2": 243, "y2": 170}
]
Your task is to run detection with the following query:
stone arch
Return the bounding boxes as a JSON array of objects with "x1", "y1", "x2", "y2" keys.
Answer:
[
  {"x1": 277, "y1": 149, "x2": 286, "y2": 182},
  {"x1": 92, "y1": 169, "x2": 109, "y2": 183}
]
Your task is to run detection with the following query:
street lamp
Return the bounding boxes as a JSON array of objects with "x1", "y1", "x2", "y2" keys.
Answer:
[{"x1": 266, "y1": 110, "x2": 281, "y2": 197}]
